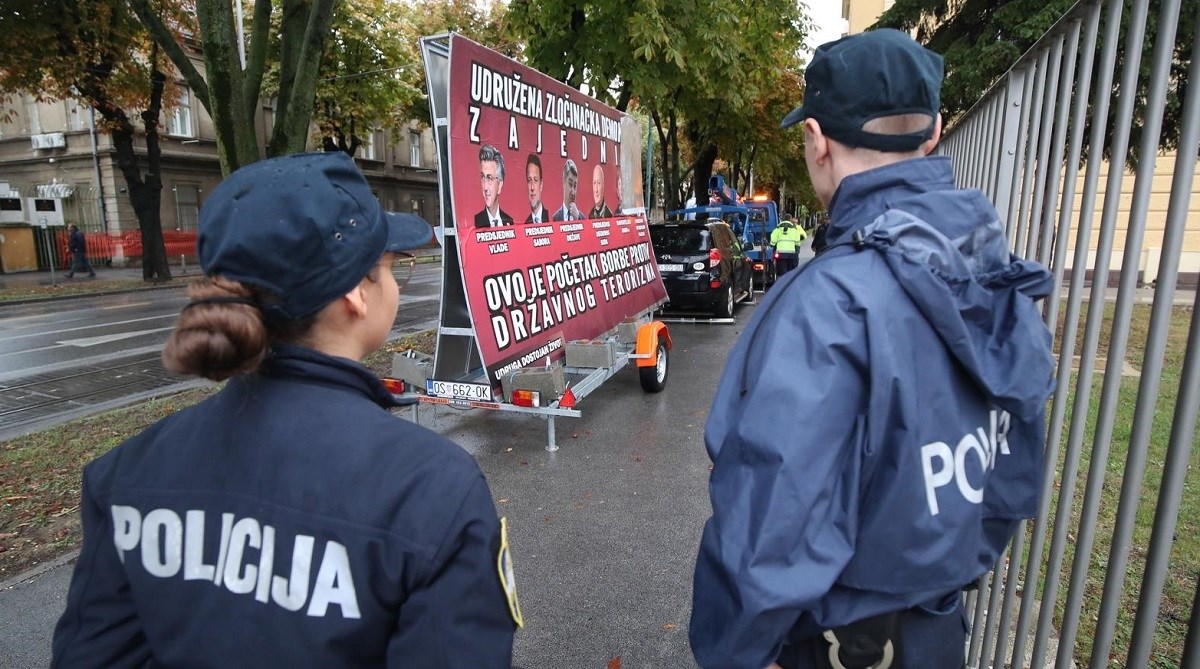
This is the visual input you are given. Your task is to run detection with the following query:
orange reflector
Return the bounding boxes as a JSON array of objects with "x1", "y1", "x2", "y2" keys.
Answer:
[
  {"x1": 710, "y1": 280, "x2": 721, "y2": 289},
  {"x1": 380, "y1": 378, "x2": 407, "y2": 394},
  {"x1": 511, "y1": 389, "x2": 541, "y2": 407},
  {"x1": 752, "y1": 263, "x2": 764, "y2": 271},
  {"x1": 559, "y1": 387, "x2": 577, "y2": 409}
]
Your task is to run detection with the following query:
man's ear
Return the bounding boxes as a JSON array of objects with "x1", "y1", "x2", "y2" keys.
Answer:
[
  {"x1": 803, "y1": 118, "x2": 828, "y2": 165},
  {"x1": 922, "y1": 114, "x2": 943, "y2": 155}
]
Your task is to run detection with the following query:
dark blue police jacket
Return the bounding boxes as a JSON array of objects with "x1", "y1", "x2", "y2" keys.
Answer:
[
  {"x1": 53, "y1": 344, "x2": 516, "y2": 668},
  {"x1": 690, "y1": 156, "x2": 1055, "y2": 669}
]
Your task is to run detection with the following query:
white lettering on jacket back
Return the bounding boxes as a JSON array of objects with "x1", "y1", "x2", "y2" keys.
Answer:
[
  {"x1": 110, "y1": 506, "x2": 361, "y2": 619},
  {"x1": 920, "y1": 409, "x2": 1012, "y2": 516}
]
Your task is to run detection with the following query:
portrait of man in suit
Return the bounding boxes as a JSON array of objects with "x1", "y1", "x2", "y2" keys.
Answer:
[
  {"x1": 589, "y1": 164, "x2": 612, "y2": 219},
  {"x1": 474, "y1": 144, "x2": 514, "y2": 228},
  {"x1": 551, "y1": 159, "x2": 583, "y2": 222},
  {"x1": 524, "y1": 154, "x2": 547, "y2": 224}
]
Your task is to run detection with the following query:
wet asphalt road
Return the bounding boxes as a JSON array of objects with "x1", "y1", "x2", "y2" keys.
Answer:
[{"x1": 0, "y1": 264, "x2": 442, "y2": 441}]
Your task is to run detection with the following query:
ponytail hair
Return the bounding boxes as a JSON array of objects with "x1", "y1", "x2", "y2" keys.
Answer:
[{"x1": 162, "y1": 276, "x2": 317, "y2": 381}]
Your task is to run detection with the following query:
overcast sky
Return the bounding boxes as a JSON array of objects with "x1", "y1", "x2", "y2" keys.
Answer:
[{"x1": 801, "y1": 2, "x2": 848, "y2": 62}]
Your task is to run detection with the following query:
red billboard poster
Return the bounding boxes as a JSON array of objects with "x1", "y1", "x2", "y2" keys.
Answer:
[{"x1": 446, "y1": 35, "x2": 666, "y2": 385}]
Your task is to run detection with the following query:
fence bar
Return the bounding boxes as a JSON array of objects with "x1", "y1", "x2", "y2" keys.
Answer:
[
  {"x1": 1184, "y1": 574, "x2": 1200, "y2": 668},
  {"x1": 967, "y1": 572, "x2": 993, "y2": 666},
  {"x1": 976, "y1": 546, "x2": 1008, "y2": 667},
  {"x1": 1007, "y1": 66, "x2": 1036, "y2": 244},
  {"x1": 989, "y1": 526, "x2": 1027, "y2": 669},
  {"x1": 1034, "y1": 18, "x2": 1082, "y2": 268},
  {"x1": 1042, "y1": 1, "x2": 1103, "y2": 337},
  {"x1": 991, "y1": 70, "x2": 1027, "y2": 230},
  {"x1": 1013, "y1": 47, "x2": 1050, "y2": 257},
  {"x1": 1023, "y1": 33, "x2": 1065, "y2": 262}
]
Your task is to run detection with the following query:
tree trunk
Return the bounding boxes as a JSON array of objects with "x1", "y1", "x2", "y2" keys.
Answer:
[
  {"x1": 692, "y1": 142, "x2": 718, "y2": 208},
  {"x1": 139, "y1": 62, "x2": 171, "y2": 282}
]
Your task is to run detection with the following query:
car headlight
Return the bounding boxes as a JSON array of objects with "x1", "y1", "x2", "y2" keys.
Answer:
[{"x1": 692, "y1": 261, "x2": 706, "y2": 270}]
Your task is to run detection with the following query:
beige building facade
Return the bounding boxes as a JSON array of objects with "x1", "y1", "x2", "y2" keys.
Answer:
[{"x1": 0, "y1": 78, "x2": 439, "y2": 272}]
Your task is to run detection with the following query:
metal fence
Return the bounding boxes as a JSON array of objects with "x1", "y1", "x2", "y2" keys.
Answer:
[{"x1": 939, "y1": 0, "x2": 1199, "y2": 666}]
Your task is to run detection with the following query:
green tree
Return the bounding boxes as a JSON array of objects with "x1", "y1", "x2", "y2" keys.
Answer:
[
  {"x1": 300, "y1": 0, "x2": 424, "y2": 155},
  {"x1": 0, "y1": 0, "x2": 183, "y2": 281},
  {"x1": 128, "y1": 0, "x2": 337, "y2": 174},
  {"x1": 874, "y1": 0, "x2": 1197, "y2": 165},
  {"x1": 505, "y1": 0, "x2": 810, "y2": 212}
]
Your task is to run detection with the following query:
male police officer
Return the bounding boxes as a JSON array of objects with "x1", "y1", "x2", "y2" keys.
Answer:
[{"x1": 690, "y1": 29, "x2": 1055, "y2": 669}]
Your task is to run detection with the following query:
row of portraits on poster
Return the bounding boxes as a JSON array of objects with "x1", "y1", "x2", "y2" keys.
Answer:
[{"x1": 469, "y1": 143, "x2": 643, "y2": 230}]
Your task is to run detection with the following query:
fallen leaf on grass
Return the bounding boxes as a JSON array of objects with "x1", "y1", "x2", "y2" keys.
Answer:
[
  {"x1": 607, "y1": 657, "x2": 622, "y2": 669},
  {"x1": 498, "y1": 498, "x2": 509, "y2": 504},
  {"x1": 663, "y1": 623, "x2": 676, "y2": 631}
]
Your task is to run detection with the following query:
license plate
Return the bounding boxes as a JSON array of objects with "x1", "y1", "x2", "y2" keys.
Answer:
[
  {"x1": 426, "y1": 379, "x2": 493, "y2": 401},
  {"x1": 658, "y1": 263, "x2": 685, "y2": 273}
]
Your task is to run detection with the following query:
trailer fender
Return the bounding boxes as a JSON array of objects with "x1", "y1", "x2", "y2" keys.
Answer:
[{"x1": 635, "y1": 321, "x2": 672, "y2": 368}]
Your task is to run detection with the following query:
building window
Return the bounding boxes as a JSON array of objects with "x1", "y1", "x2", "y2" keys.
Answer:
[
  {"x1": 174, "y1": 184, "x2": 201, "y2": 231},
  {"x1": 410, "y1": 131, "x2": 421, "y2": 167},
  {"x1": 66, "y1": 99, "x2": 88, "y2": 132},
  {"x1": 24, "y1": 96, "x2": 42, "y2": 135},
  {"x1": 167, "y1": 87, "x2": 194, "y2": 137},
  {"x1": 361, "y1": 130, "x2": 378, "y2": 161}
]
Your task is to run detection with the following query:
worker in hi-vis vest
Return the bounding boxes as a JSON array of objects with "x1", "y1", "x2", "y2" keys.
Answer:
[{"x1": 770, "y1": 216, "x2": 806, "y2": 276}]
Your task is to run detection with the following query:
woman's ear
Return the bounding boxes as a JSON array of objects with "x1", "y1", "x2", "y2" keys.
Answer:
[{"x1": 341, "y1": 281, "x2": 370, "y2": 319}]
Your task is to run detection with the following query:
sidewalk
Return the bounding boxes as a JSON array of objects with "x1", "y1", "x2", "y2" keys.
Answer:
[{"x1": 0, "y1": 249, "x2": 443, "y2": 303}]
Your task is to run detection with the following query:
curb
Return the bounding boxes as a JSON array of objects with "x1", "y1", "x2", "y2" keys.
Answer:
[
  {"x1": 0, "y1": 280, "x2": 187, "y2": 308},
  {"x1": 0, "y1": 550, "x2": 80, "y2": 591}
]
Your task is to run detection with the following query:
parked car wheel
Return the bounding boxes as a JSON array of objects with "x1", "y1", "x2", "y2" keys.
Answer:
[
  {"x1": 715, "y1": 285, "x2": 734, "y2": 318},
  {"x1": 639, "y1": 337, "x2": 669, "y2": 393}
]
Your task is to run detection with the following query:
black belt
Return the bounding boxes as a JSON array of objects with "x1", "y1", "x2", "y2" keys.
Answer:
[
  {"x1": 778, "y1": 610, "x2": 906, "y2": 669},
  {"x1": 817, "y1": 610, "x2": 902, "y2": 669}
]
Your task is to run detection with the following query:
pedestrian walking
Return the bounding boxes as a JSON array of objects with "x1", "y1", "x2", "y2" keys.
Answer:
[
  {"x1": 690, "y1": 28, "x2": 1055, "y2": 669},
  {"x1": 65, "y1": 224, "x2": 95, "y2": 278},
  {"x1": 52, "y1": 152, "x2": 520, "y2": 668},
  {"x1": 769, "y1": 216, "x2": 806, "y2": 276}
]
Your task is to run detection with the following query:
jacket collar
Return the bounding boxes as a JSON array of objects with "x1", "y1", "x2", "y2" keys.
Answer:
[
  {"x1": 826, "y1": 156, "x2": 955, "y2": 246},
  {"x1": 259, "y1": 343, "x2": 404, "y2": 409}
]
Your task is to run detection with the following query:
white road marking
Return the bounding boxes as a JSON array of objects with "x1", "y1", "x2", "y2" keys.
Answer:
[{"x1": 58, "y1": 326, "x2": 176, "y2": 347}]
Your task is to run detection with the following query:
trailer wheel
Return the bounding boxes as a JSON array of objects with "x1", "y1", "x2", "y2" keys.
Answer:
[{"x1": 639, "y1": 336, "x2": 669, "y2": 393}]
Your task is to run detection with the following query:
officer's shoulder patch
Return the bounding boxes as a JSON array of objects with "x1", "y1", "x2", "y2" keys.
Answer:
[{"x1": 496, "y1": 517, "x2": 523, "y2": 628}]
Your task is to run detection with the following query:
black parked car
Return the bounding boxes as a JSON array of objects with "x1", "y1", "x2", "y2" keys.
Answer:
[{"x1": 649, "y1": 220, "x2": 753, "y2": 318}]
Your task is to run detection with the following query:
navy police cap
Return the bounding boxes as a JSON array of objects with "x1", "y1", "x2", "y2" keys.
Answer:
[
  {"x1": 781, "y1": 28, "x2": 944, "y2": 152},
  {"x1": 198, "y1": 151, "x2": 432, "y2": 321}
]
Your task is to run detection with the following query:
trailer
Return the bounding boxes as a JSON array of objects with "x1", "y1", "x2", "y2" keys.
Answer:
[{"x1": 399, "y1": 34, "x2": 672, "y2": 451}]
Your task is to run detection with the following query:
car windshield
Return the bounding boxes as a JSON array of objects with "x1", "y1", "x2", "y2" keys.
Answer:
[{"x1": 650, "y1": 227, "x2": 708, "y2": 252}]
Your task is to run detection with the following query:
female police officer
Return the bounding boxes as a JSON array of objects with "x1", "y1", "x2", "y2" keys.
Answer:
[{"x1": 53, "y1": 152, "x2": 520, "y2": 667}]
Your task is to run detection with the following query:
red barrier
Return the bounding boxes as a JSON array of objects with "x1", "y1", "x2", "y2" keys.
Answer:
[{"x1": 55, "y1": 229, "x2": 197, "y2": 266}]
